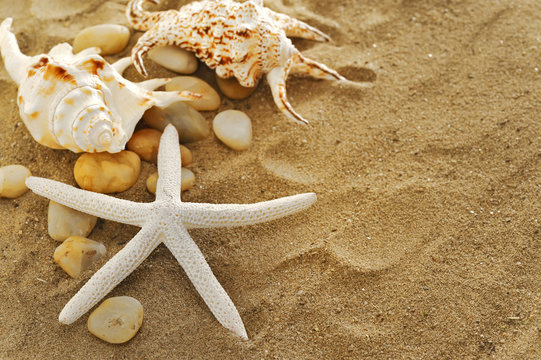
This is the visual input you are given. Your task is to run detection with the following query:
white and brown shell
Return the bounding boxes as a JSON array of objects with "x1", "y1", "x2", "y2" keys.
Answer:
[
  {"x1": 127, "y1": 0, "x2": 367, "y2": 124},
  {"x1": 0, "y1": 18, "x2": 199, "y2": 153}
]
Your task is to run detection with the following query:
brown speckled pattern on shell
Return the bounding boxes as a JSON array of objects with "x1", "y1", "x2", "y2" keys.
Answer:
[
  {"x1": 130, "y1": 0, "x2": 285, "y2": 86},
  {"x1": 127, "y1": 0, "x2": 357, "y2": 123},
  {"x1": 0, "y1": 18, "x2": 200, "y2": 152}
]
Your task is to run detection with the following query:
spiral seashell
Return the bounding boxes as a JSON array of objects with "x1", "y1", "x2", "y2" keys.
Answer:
[{"x1": 0, "y1": 18, "x2": 200, "y2": 153}]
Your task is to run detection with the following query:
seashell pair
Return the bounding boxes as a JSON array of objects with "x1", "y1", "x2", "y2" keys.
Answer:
[{"x1": 0, "y1": 18, "x2": 199, "y2": 153}]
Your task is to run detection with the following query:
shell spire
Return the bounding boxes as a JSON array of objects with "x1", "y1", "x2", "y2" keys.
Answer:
[{"x1": 0, "y1": 18, "x2": 200, "y2": 153}]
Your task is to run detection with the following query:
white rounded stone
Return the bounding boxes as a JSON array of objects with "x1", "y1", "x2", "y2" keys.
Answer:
[
  {"x1": 73, "y1": 24, "x2": 130, "y2": 55},
  {"x1": 0, "y1": 165, "x2": 31, "y2": 198},
  {"x1": 48, "y1": 201, "x2": 98, "y2": 241},
  {"x1": 54, "y1": 236, "x2": 106, "y2": 278},
  {"x1": 87, "y1": 296, "x2": 143, "y2": 344},
  {"x1": 165, "y1": 76, "x2": 221, "y2": 111},
  {"x1": 148, "y1": 45, "x2": 198, "y2": 74},
  {"x1": 212, "y1": 110, "x2": 252, "y2": 150}
]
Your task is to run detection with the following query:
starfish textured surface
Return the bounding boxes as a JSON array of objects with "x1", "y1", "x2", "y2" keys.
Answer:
[{"x1": 25, "y1": 125, "x2": 316, "y2": 339}]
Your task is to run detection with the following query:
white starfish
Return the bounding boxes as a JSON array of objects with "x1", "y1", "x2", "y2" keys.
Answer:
[{"x1": 25, "y1": 125, "x2": 316, "y2": 339}]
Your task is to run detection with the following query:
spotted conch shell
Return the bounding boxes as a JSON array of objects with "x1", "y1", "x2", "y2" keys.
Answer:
[
  {"x1": 0, "y1": 18, "x2": 199, "y2": 153},
  {"x1": 127, "y1": 0, "x2": 369, "y2": 124}
]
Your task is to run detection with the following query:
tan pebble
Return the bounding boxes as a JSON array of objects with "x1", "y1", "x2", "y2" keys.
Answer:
[
  {"x1": 165, "y1": 76, "x2": 221, "y2": 111},
  {"x1": 146, "y1": 172, "x2": 158, "y2": 195},
  {"x1": 146, "y1": 168, "x2": 195, "y2": 195},
  {"x1": 87, "y1": 296, "x2": 143, "y2": 344},
  {"x1": 48, "y1": 201, "x2": 97, "y2": 241},
  {"x1": 216, "y1": 75, "x2": 258, "y2": 100},
  {"x1": 53, "y1": 236, "x2": 106, "y2": 278},
  {"x1": 144, "y1": 102, "x2": 210, "y2": 143},
  {"x1": 213, "y1": 110, "x2": 252, "y2": 150},
  {"x1": 0, "y1": 165, "x2": 31, "y2": 198},
  {"x1": 73, "y1": 24, "x2": 130, "y2": 55},
  {"x1": 74, "y1": 151, "x2": 141, "y2": 193},
  {"x1": 127, "y1": 129, "x2": 193, "y2": 165},
  {"x1": 148, "y1": 45, "x2": 198, "y2": 74},
  {"x1": 127, "y1": 129, "x2": 161, "y2": 163},
  {"x1": 180, "y1": 145, "x2": 193, "y2": 166}
]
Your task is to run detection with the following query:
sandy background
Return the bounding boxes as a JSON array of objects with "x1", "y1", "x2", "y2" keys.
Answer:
[{"x1": 0, "y1": 0, "x2": 540, "y2": 359}]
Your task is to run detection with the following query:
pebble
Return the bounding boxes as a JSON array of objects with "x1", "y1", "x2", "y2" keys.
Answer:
[
  {"x1": 87, "y1": 296, "x2": 143, "y2": 344},
  {"x1": 126, "y1": 129, "x2": 160, "y2": 163},
  {"x1": 148, "y1": 45, "x2": 198, "y2": 74},
  {"x1": 48, "y1": 201, "x2": 98, "y2": 241},
  {"x1": 165, "y1": 76, "x2": 221, "y2": 111},
  {"x1": 180, "y1": 145, "x2": 193, "y2": 166},
  {"x1": 216, "y1": 75, "x2": 258, "y2": 100},
  {"x1": 74, "y1": 151, "x2": 141, "y2": 193},
  {"x1": 73, "y1": 24, "x2": 130, "y2": 55},
  {"x1": 146, "y1": 168, "x2": 195, "y2": 194},
  {"x1": 53, "y1": 236, "x2": 106, "y2": 278},
  {"x1": 0, "y1": 165, "x2": 31, "y2": 198},
  {"x1": 213, "y1": 110, "x2": 252, "y2": 150},
  {"x1": 126, "y1": 129, "x2": 193, "y2": 165},
  {"x1": 144, "y1": 102, "x2": 210, "y2": 143}
]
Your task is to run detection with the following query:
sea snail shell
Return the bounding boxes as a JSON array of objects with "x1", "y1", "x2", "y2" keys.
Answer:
[{"x1": 0, "y1": 18, "x2": 200, "y2": 153}]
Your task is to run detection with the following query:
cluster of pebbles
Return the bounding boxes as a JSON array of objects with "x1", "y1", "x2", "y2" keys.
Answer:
[{"x1": 2, "y1": 22, "x2": 260, "y2": 344}]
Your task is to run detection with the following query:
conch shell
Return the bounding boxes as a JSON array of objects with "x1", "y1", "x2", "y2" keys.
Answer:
[
  {"x1": 0, "y1": 18, "x2": 199, "y2": 153},
  {"x1": 127, "y1": 0, "x2": 368, "y2": 124}
]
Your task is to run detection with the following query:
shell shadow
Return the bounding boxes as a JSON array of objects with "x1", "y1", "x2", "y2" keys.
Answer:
[{"x1": 338, "y1": 65, "x2": 377, "y2": 83}]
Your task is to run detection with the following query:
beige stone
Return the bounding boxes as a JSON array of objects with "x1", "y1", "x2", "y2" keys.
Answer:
[
  {"x1": 180, "y1": 145, "x2": 193, "y2": 166},
  {"x1": 127, "y1": 129, "x2": 162, "y2": 163},
  {"x1": 0, "y1": 165, "x2": 31, "y2": 198},
  {"x1": 146, "y1": 168, "x2": 195, "y2": 195},
  {"x1": 53, "y1": 236, "x2": 106, "y2": 278},
  {"x1": 148, "y1": 45, "x2": 198, "y2": 74},
  {"x1": 127, "y1": 129, "x2": 193, "y2": 165},
  {"x1": 165, "y1": 76, "x2": 221, "y2": 111},
  {"x1": 73, "y1": 24, "x2": 130, "y2": 55},
  {"x1": 87, "y1": 296, "x2": 143, "y2": 344},
  {"x1": 145, "y1": 172, "x2": 158, "y2": 195},
  {"x1": 48, "y1": 201, "x2": 98, "y2": 241},
  {"x1": 213, "y1": 110, "x2": 252, "y2": 150},
  {"x1": 180, "y1": 168, "x2": 196, "y2": 192},
  {"x1": 216, "y1": 75, "x2": 258, "y2": 100},
  {"x1": 144, "y1": 102, "x2": 210, "y2": 143},
  {"x1": 74, "y1": 151, "x2": 141, "y2": 193}
]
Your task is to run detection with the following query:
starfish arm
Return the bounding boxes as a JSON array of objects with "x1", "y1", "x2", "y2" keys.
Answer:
[
  {"x1": 156, "y1": 125, "x2": 182, "y2": 201},
  {"x1": 25, "y1": 176, "x2": 149, "y2": 227},
  {"x1": 181, "y1": 192, "x2": 316, "y2": 229},
  {"x1": 59, "y1": 225, "x2": 162, "y2": 324},
  {"x1": 163, "y1": 223, "x2": 248, "y2": 339}
]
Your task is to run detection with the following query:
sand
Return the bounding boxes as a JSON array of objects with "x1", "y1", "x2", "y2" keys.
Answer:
[{"x1": 0, "y1": 0, "x2": 540, "y2": 359}]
